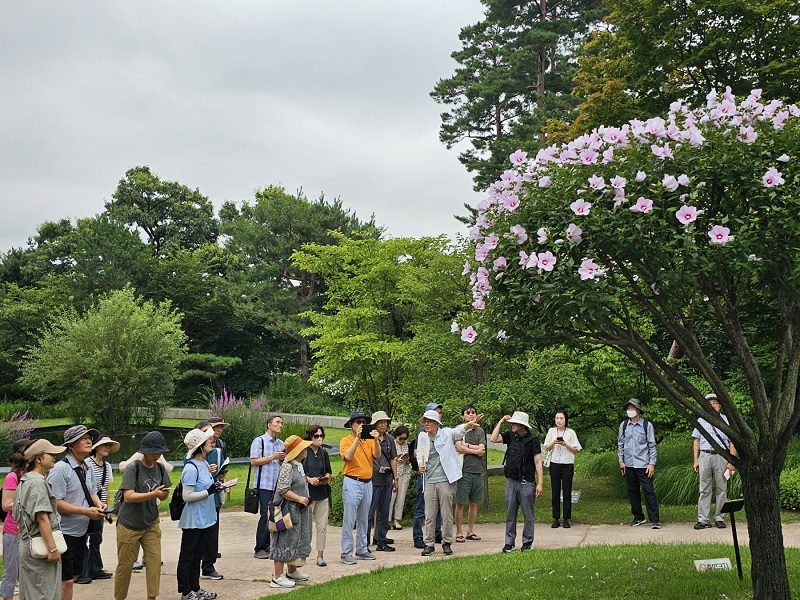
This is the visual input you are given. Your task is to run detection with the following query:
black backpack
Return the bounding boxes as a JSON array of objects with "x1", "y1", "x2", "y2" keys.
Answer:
[
  {"x1": 169, "y1": 462, "x2": 198, "y2": 521},
  {"x1": 503, "y1": 433, "x2": 534, "y2": 481}
]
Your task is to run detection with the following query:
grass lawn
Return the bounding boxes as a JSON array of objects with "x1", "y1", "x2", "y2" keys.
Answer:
[{"x1": 276, "y1": 543, "x2": 797, "y2": 600}]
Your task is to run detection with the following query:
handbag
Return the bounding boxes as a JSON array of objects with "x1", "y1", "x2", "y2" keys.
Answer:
[
  {"x1": 17, "y1": 485, "x2": 67, "y2": 559},
  {"x1": 244, "y1": 438, "x2": 264, "y2": 515},
  {"x1": 267, "y1": 477, "x2": 293, "y2": 533},
  {"x1": 542, "y1": 449, "x2": 552, "y2": 468}
]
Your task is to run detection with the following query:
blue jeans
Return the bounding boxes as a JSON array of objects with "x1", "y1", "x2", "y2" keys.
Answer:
[
  {"x1": 505, "y1": 478, "x2": 536, "y2": 547},
  {"x1": 254, "y1": 489, "x2": 274, "y2": 553},
  {"x1": 341, "y1": 477, "x2": 372, "y2": 558},
  {"x1": 368, "y1": 484, "x2": 392, "y2": 546},
  {"x1": 412, "y1": 474, "x2": 441, "y2": 541}
]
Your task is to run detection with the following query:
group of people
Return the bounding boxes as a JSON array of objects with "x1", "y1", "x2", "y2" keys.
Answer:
[{"x1": 0, "y1": 393, "x2": 737, "y2": 599}]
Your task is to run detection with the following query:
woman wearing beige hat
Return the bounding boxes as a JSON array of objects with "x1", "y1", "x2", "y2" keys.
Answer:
[
  {"x1": 13, "y1": 438, "x2": 67, "y2": 600},
  {"x1": 269, "y1": 435, "x2": 313, "y2": 589},
  {"x1": 78, "y1": 435, "x2": 120, "y2": 584}
]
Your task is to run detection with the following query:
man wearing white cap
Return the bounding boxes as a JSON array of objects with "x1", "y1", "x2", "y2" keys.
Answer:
[
  {"x1": 417, "y1": 408, "x2": 482, "y2": 557},
  {"x1": 490, "y1": 411, "x2": 544, "y2": 552},
  {"x1": 692, "y1": 393, "x2": 736, "y2": 530}
]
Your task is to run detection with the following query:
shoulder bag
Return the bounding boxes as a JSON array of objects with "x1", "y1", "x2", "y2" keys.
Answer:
[
  {"x1": 244, "y1": 438, "x2": 263, "y2": 514},
  {"x1": 17, "y1": 482, "x2": 67, "y2": 559},
  {"x1": 267, "y1": 467, "x2": 293, "y2": 533}
]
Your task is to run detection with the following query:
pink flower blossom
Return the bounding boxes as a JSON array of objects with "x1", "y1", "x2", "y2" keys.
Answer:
[
  {"x1": 468, "y1": 226, "x2": 481, "y2": 241},
  {"x1": 635, "y1": 171, "x2": 647, "y2": 182},
  {"x1": 502, "y1": 194, "x2": 520, "y2": 211},
  {"x1": 578, "y1": 259, "x2": 603, "y2": 280},
  {"x1": 610, "y1": 175, "x2": 627, "y2": 190},
  {"x1": 509, "y1": 150, "x2": 528, "y2": 166},
  {"x1": 476, "y1": 266, "x2": 489, "y2": 281},
  {"x1": 461, "y1": 261, "x2": 471, "y2": 276},
  {"x1": 566, "y1": 223, "x2": 583, "y2": 243},
  {"x1": 500, "y1": 170, "x2": 520, "y2": 185},
  {"x1": 570, "y1": 199, "x2": 592, "y2": 216},
  {"x1": 763, "y1": 167, "x2": 785, "y2": 187},
  {"x1": 651, "y1": 143, "x2": 674, "y2": 159},
  {"x1": 451, "y1": 321, "x2": 460, "y2": 333},
  {"x1": 492, "y1": 256, "x2": 508, "y2": 272},
  {"x1": 461, "y1": 326, "x2": 477, "y2": 343},
  {"x1": 518, "y1": 251, "x2": 529, "y2": 267},
  {"x1": 538, "y1": 176, "x2": 553, "y2": 188},
  {"x1": 662, "y1": 174, "x2": 679, "y2": 191},
  {"x1": 484, "y1": 233, "x2": 499, "y2": 250},
  {"x1": 778, "y1": 154, "x2": 790, "y2": 162},
  {"x1": 630, "y1": 197, "x2": 653, "y2": 213},
  {"x1": 537, "y1": 227, "x2": 549, "y2": 244},
  {"x1": 738, "y1": 125, "x2": 758, "y2": 144},
  {"x1": 579, "y1": 148, "x2": 598, "y2": 164},
  {"x1": 602, "y1": 147, "x2": 615, "y2": 163},
  {"x1": 588, "y1": 175, "x2": 606, "y2": 190},
  {"x1": 497, "y1": 330, "x2": 508, "y2": 341},
  {"x1": 525, "y1": 253, "x2": 539, "y2": 269},
  {"x1": 475, "y1": 245, "x2": 489, "y2": 262},
  {"x1": 510, "y1": 224, "x2": 528, "y2": 244},
  {"x1": 537, "y1": 251, "x2": 557, "y2": 272},
  {"x1": 708, "y1": 225, "x2": 733, "y2": 244},
  {"x1": 677, "y1": 174, "x2": 691, "y2": 186},
  {"x1": 676, "y1": 205, "x2": 700, "y2": 225}
]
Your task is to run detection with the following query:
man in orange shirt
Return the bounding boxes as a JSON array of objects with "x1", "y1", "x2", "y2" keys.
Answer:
[{"x1": 339, "y1": 411, "x2": 381, "y2": 565}]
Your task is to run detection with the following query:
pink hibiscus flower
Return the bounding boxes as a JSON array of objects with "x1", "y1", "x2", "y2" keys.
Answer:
[
  {"x1": 763, "y1": 167, "x2": 785, "y2": 187},
  {"x1": 461, "y1": 326, "x2": 477, "y2": 343},
  {"x1": 676, "y1": 205, "x2": 699, "y2": 225},
  {"x1": 537, "y1": 251, "x2": 557, "y2": 272},
  {"x1": 630, "y1": 197, "x2": 653, "y2": 213},
  {"x1": 708, "y1": 225, "x2": 733, "y2": 244},
  {"x1": 570, "y1": 199, "x2": 592, "y2": 216}
]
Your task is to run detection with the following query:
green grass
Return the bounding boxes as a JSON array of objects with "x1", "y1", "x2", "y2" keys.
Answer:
[{"x1": 275, "y1": 543, "x2": 796, "y2": 600}]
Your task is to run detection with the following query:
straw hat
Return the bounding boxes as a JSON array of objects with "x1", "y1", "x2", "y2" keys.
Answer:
[
  {"x1": 92, "y1": 436, "x2": 121, "y2": 453},
  {"x1": 184, "y1": 428, "x2": 215, "y2": 459},
  {"x1": 507, "y1": 411, "x2": 531, "y2": 430},
  {"x1": 23, "y1": 439, "x2": 67, "y2": 461},
  {"x1": 283, "y1": 435, "x2": 312, "y2": 462}
]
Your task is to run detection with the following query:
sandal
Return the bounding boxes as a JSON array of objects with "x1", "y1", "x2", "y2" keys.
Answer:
[
  {"x1": 466, "y1": 533, "x2": 481, "y2": 541},
  {"x1": 391, "y1": 522, "x2": 403, "y2": 530},
  {"x1": 455, "y1": 535, "x2": 466, "y2": 543}
]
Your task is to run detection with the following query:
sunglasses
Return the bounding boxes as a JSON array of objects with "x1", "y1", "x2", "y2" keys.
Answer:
[
  {"x1": 312, "y1": 434, "x2": 324, "y2": 439},
  {"x1": 397, "y1": 437, "x2": 407, "y2": 442}
]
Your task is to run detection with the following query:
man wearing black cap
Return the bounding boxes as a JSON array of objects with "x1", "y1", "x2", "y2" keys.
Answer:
[
  {"x1": 618, "y1": 399, "x2": 660, "y2": 529},
  {"x1": 48, "y1": 425, "x2": 107, "y2": 600}
]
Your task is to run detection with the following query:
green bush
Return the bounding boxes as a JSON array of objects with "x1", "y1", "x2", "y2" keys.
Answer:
[
  {"x1": 328, "y1": 471, "x2": 418, "y2": 527},
  {"x1": 780, "y1": 467, "x2": 800, "y2": 510}
]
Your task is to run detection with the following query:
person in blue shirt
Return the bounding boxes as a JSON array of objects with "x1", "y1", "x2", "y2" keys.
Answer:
[
  {"x1": 176, "y1": 428, "x2": 222, "y2": 600},
  {"x1": 617, "y1": 399, "x2": 660, "y2": 529},
  {"x1": 250, "y1": 416, "x2": 286, "y2": 559}
]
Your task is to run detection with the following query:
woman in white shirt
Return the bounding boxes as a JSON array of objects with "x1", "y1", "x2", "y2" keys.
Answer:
[{"x1": 543, "y1": 410, "x2": 581, "y2": 528}]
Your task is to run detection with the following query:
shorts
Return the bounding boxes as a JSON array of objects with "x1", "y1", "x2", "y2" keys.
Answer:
[
  {"x1": 456, "y1": 471, "x2": 485, "y2": 504},
  {"x1": 62, "y1": 533, "x2": 88, "y2": 581}
]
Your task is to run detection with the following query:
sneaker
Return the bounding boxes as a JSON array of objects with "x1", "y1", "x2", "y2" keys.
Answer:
[
  {"x1": 521, "y1": 543, "x2": 532, "y2": 551},
  {"x1": 254, "y1": 550, "x2": 270, "y2": 559},
  {"x1": 316, "y1": 557, "x2": 327, "y2": 567},
  {"x1": 197, "y1": 589, "x2": 218, "y2": 600},
  {"x1": 384, "y1": 538, "x2": 395, "y2": 544},
  {"x1": 75, "y1": 576, "x2": 92, "y2": 584},
  {"x1": 421, "y1": 546, "x2": 435, "y2": 556},
  {"x1": 270, "y1": 575, "x2": 296, "y2": 589},
  {"x1": 630, "y1": 518, "x2": 647, "y2": 527},
  {"x1": 376, "y1": 544, "x2": 395, "y2": 552},
  {"x1": 91, "y1": 571, "x2": 112, "y2": 580},
  {"x1": 181, "y1": 593, "x2": 198, "y2": 600},
  {"x1": 355, "y1": 551, "x2": 376, "y2": 560},
  {"x1": 651, "y1": 522, "x2": 661, "y2": 529},
  {"x1": 715, "y1": 521, "x2": 726, "y2": 529},
  {"x1": 413, "y1": 538, "x2": 425, "y2": 549},
  {"x1": 442, "y1": 543, "x2": 453, "y2": 555},
  {"x1": 132, "y1": 561, "x2": 144, "y2": 571},
  {"x1": 563, "y1": 520, "x2": 571, "y2": 529},
  {"x1": 286, "y1": 570, "x2": 309, "y2": 581},
  {"x1": 201, "y1": 570, "x2": 224, "y2": 580},
  {"x1": 340, "y1": 555, "x2": 356, "y2": 565},
  {"x1": 502, "y1": 544, "x2": 515, "y2": 553},
  {"x1": 694, "y1": 521, "x2": 711, "y2": 530}
]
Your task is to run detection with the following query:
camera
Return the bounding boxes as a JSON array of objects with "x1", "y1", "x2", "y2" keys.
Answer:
[{"x1": 378, "y1": 466, "x2": 391, "y2": 474}]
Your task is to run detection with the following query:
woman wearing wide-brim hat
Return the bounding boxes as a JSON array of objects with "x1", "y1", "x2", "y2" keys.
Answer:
[
  {"x1": 269, "y1": 435, "x2": 314, "y2": 589},
  {"x1": 14, "y1": 439, "x2": 67, "y2": 600}
]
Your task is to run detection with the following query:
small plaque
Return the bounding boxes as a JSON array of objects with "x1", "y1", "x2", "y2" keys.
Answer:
[
  {"x1": 559, "y1": 490, "x2": 581, "y2": 504},
  {"x1": 694, "y1": 558, "x2": 732, "y2": 572}
]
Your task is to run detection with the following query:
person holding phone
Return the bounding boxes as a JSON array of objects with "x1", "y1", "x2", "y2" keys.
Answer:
[
  {"x1": 301, "y1": 425, "x2": 332, "y2": 567},
  {"x1": 389, "y1": 426, "x2": 411, "y2": 531},
  {"x1": 543, "y1": 410, "x2": 581, "y2": 528},
  {"x1": 339, "y1": 411, "x2": 381, "y2": 565},
  {"x1": 114, "y1": 431, "x2": 172, "y2": 600}
]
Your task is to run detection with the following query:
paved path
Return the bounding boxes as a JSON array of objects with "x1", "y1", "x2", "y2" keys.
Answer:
[{"x1": 77, "y1": 510, "x2": 799, "y2": 599}]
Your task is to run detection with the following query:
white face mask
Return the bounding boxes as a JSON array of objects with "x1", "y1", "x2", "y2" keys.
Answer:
[{"x1": 626, "y1": 409, "x2": 638, "y2": 418}]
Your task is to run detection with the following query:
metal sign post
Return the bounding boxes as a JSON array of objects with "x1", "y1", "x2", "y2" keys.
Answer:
[{"x1": 720, "y1": 499, "x2": 745, "y2": 580}]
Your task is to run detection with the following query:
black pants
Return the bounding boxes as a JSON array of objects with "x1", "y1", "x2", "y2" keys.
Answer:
[
  {"x1": 201, "y1": 506, "x2": 221, "y2": 574},
  {"x1": 177, "y1": 527, "x2": 211, "y2": 594},
  {"x1": 549, "y1": 462, "x2": 574, "y2": 520},
  {"x1": 625, "y1": 466, "x2": 660, "y2": 522}
]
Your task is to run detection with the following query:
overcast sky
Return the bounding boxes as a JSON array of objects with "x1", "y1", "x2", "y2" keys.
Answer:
[{"x1": 0, "y1": 1, "x2": 487, "y2": 253}]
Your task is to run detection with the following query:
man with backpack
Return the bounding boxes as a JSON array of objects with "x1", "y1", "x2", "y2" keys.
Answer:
[
  {"x1": 618, "y1": 399, "x2": 660, "y2": 529},
  {"x1": 490, "y1": 411, "x2": 543, "y2": 553}
]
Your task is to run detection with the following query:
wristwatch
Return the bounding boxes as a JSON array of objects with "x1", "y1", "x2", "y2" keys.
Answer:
[{"x1": 49, "y1": 548, "x2": 58, "y2": 553}]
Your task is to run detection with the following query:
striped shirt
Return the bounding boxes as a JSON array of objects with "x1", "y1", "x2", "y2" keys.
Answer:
[{"x1": 85, "y1": 457, "x2": 114, "y2": 504}]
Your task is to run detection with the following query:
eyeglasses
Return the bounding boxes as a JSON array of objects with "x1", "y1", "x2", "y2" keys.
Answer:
[{"x1": 312, "y1": 434, "x2": 324, "y2": 439}]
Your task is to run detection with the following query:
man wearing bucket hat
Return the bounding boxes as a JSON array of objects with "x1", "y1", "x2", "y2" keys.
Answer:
[
  {"x1": 417, "y1": 407, "x2": 483, "y2": 557},
  {"x1": 48, "y1": 425, "x2": 106, "y2": 600},
  {"x1": 76, "y1": 435, "x2": 120, "y2": 584},
  {"x1": 410, "y1": 402, "x2": 443, "y2": 549},
  {"x1": 339, "y1": 411, "x2": 381, "y2": 565},
  {"x1": 366, "y1": 411, "x2": 398, "y2": 552},
  {"x1": 618, "y1": 399, "x2": 660, "y2": 529},
  {"x1": 490, "y1": 411, "x2": 544, "y2": 553}
]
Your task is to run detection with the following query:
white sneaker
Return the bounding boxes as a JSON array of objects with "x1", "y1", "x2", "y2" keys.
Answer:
[
  {"x1": 270, "y1": 575, "x2": 296, "y2": 589},
  {"x1": 181, "y1": 593, "x2": 197, "y2": 600},
  {"x1": 286, "y1": 570, "x2": 309, "y2": 581}
]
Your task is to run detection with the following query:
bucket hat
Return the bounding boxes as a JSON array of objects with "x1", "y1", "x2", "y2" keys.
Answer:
[
  {"x1": 63, "y1": 425, "x2": 100, "y2": 446},
  {"x1": 283, "y1": 435, "x2": 313, "y2": 462},
  {"x1": 419, "y1": 409, "x2": 442, "y2": 426},
  {"x1": 507, "y1": 411, "x2": 531, "y2": 430},
  {"x1": 92, "y1": 436, "x2": 121, "y2": 453},
  {"x1": 370, "y1": 411, "x2": 391, "y2": 425},
  {"x1": 139, "y1": 431, "x2": 170, "y2": 455},
  {"x1": 344, "y1": 411, "x2": 368, "y2": 429},
  {"x1": 624, "y1": 399, "x2": 643, "y2": 412},
  {"x1": 184, "y1": 428, "x2": 215, "y2": 459}
]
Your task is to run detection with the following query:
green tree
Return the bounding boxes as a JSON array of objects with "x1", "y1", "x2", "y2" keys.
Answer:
[
  {"x1": 107, "y1": 166, "x2": 218, "y2": 256},
  {"x1": 19, "y1": 288, "x2": 187, "y2": 432},
  {"x1": 462, "y1": 91, "x2": 799, "y2": 599},
  {"x1": 431, "y1": 0, "x2": 604, "y2": 190}
]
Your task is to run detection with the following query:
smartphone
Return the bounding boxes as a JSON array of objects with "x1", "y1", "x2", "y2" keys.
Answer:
[
  {"x1": 101, "y1": 507, "x2": 115, "y2": 514},
  {"x1": 557, "y1": 436, "x2": 564, "y2": 442},
  {"x1": 359, "y1": 424, "x2": 377, "y2": 438}
]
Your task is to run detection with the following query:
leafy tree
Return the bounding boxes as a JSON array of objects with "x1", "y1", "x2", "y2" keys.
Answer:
[
  {"x1": 461, "y1": 90, "x2": 799, "y2": 599},
  {"x1": 19, "y1": 288, "x2": 187, "y2": 432},
  {"x1": 560, "y1": 0, "x2": 800, "y2": 138},
  {"x1": 220, "y1": 186, "x2": 378, "y2": 380},
  {"x1": 431, "y1": 0, "x2": 604, "y2": 189},
  {"x1": 107, "y1": 166, "x2": 218, "y2": 256}
]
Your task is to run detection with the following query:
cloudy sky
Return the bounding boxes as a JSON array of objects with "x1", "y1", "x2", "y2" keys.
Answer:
[{"x1": 0, "y1": 1, "x2": 487, "y2": 253}]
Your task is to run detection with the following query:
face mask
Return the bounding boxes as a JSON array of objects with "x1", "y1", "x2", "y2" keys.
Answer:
[{"x1": 626, "y1": 409, "x2": 638, "y2": 418}]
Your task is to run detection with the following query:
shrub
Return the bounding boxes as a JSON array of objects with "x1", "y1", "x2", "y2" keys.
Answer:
[
  {"x1": 780, "y1": 467, "x2": 800, "y2": 510},
  {"x1": 0, "y1": 411, "x2": 37, "y2": 464}
]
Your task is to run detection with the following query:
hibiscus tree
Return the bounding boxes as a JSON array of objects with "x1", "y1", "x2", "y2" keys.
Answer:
[{"x1": 463, "y1": 88, "x2": 798, "y2": 600}]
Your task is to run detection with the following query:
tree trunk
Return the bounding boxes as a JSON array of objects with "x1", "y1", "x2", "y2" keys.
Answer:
[
  {"x1": 741, "y1": 458, "x2": 790, "y2": 600},
  {"x1": 299, "y1": 338, "x2": 309, "y2": 380}
]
